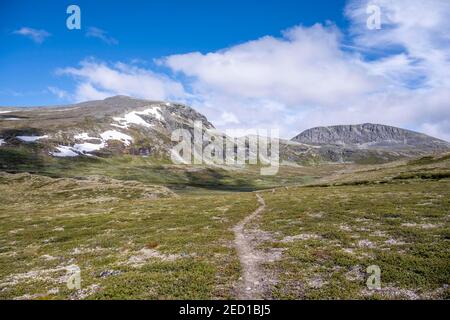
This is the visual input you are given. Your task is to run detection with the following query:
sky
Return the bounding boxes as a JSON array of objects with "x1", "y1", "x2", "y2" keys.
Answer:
[{"x1": 1, "y1": 0, "x2": 449, "y2": 140}]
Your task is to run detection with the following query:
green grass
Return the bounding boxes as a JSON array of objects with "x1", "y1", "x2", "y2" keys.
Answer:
[
  {"x1": 258, "y1": 179, "x2": 449, "y2": 299},
  {"x1": 0, "y1": 152, "x2": 449, "y2": 299},
  {"x1": 0, "y1": 175, "x2": 257, "y2": 299},
  {"x1": 0, "y1": 146, "x2": 342, "y2": 191}
]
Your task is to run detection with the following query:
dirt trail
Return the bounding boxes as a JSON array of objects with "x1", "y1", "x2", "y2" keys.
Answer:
[{"x1": 233, "y1": 193, "x2": 267, "y2": 299}]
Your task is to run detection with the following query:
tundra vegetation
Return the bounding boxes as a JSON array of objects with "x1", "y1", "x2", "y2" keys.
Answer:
[{"x1": 0, "y1": 152, "x2": 448, "y2": 299}]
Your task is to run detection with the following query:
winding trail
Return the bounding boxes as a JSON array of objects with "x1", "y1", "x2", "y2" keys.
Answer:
[{"x1": 233, "y1": 193, "x2": 266, "y2": 299}]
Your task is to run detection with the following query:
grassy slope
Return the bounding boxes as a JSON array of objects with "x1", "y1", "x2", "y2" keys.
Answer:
[
  {"x1": 260, "y1": 180, "x2": 449, "y2": 299},
  {"x1": 257, "y1": 154, "x2": 450, "y2": 299},
  {"x1": 0, "y1": 145, "x2": 343, "y2": 191},
  {"x1": 0, "y1": 153, "x2": 448, "y2": 299},
  {"x1": 0, "y1": 175, "x2": 256, "y2": 299}
]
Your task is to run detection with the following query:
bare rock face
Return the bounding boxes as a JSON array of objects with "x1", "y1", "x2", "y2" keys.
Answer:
[{"x1": 292, "y1": 123, "x2": 449, "y2": 153}]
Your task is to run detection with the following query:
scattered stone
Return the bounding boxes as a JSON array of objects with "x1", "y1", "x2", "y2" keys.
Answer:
[
  {"x1": 99, "y1": 270, "x2": 121, "y2": 278},
  {"x1": 47, "y1": 288, "x2": 59, "y2": 295},
  {"x1": 357, "y1": 239, "x2": 375, "y2": 248},
  {"x1": 308, "y1": 277, "x2": 327, "y2": 289},
  {"x1": 345, "y1": 266, "x2": 365, "y2": 281},
  {"x1": 401, "y1": 223, "x2": 441, "y2": 229},
  {"x1": 9, "y1": 228, "x2": 24, "y2": 234},
  {"x1": 308, "y1": 212, "x2": 323, "y2": 218},
  {"x1": 342, "y1": 248, "x2": 355, "y2": 255},
  {"x1": 362, "y1": 286, "x2": 420, "y2": 300},
  {"x1": 281, "y1": 233, "x2": 321, "y2": 242},
  {"x1": 384, "y1": 238, "x2": 406, "y2": 246},
  {"x1": 40, "y1": 254, "x2": 57, "y2": 261},
  {"x1": 339, "y1": 225, "x2": 352, "y2": 232},
  {"x1": 71, "y1": 284, "x2": 101, "y2": 300},
  {"x1": 127, "y1": 248, "x2": 180, "y2": 266}
]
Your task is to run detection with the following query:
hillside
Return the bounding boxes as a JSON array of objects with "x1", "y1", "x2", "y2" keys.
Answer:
[
  {"x1": 0, "y1": 152, "x2": 448, "y2": 299},
  {"x1": 292, "y1": 123, "x2": 449, "y2": 164},
  {"x1": 1, "y1": 97, "x2": 448, "y2": 169},
  {"x1": 0, "y1": 96, "x2": 213, "y2": 159}
]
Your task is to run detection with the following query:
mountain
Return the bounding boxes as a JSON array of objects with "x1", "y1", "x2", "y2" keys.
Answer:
[
  {"x1": 0, "y1": 95, "x2": 213, "y2": 158},
  {"x1": 291, "y1": 123, "x2": 450, "y2": 163},
  {"x1": 0, "y1": 96, "x2": 448, "y2": 166},
  {"x1": 292, "y1": 123, "x2": 448, "y2": 150}
]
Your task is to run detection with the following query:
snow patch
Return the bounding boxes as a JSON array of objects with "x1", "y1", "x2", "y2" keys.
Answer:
[
  {"x1": 73, "y1": 142, "x2": 105, "y2": 154},
  {"x1": 100, "y1": 130, "x2": 133, "y2": 146},
  {"x1": 50, "y1": 146, "x2": 79, "y2": 157},
  {"x1": 50, "y1": 129, "x2": 134, "y2": 158},
  {"x1": 73, "y1": 133, "x2": 105, "y2": 153},
  {"x1": 74, "y1": 132, "x2": 101, "y2": 141},
  {"x1": 17, "y1": 135, "x2": 48, "y2": 142},
  {"x1": 0, "y1": 139, "x2": 5, "y2": 146},
  {"x1": 113, "y1": 112, "x2": 150, "y2": 128},
  {"x1": 0, "y1": 110, "x2": 12, "y2": 114},
  {"x1": 112, "y1": 106, "x2": 164, "y2": 129},
  {"x1": 140, "y1": 106, "x2": 164, "y2": 121}
]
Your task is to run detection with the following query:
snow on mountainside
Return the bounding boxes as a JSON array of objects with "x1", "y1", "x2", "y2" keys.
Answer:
[
  {"x1": 0, "y1": 96, "x2": 448, "y2": 164},
  {"x1": 0, "y1": 96, "x2": 213, "y2": 158}
]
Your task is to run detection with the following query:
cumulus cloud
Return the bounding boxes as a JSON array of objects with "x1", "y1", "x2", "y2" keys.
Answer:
[
  {"x1": 86, "y1": 27, "x2": 118, "y2": 45},
  {"x1": 13, "y1": 27, "x2": 51, "y2": 43},
  {"x1": 346, "y1": 0, "x2": 450, "y2": 88},
  {"x1": 343, "y1": 0, "x2": 450, "y2": 140},
  {"x1": 157, "y1": 1, "x2": 450, "y2": 140},
  {"x1": 57, "y1": 59, "x2": 188, "y2": 102},
  {"x1": 162, "y1": 24, "x2": 382, "y2": 107},
  {"x1": 158, "y1": 24, "x2": 384, "y2": 137},
  {"x1": 58, "y1": 1, "x2": 450, "y2": 140}
]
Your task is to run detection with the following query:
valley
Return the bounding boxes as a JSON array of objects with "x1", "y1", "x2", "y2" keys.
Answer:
[
  {"x1": 0, "y1": 152, "x2": 448, "y2": 299},
  {"x1": 0, "y1": 97, "x2": 449, "y2": 300}
]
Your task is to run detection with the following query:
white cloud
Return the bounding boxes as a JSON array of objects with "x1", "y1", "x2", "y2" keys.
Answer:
[
  {"x1": 162, "y1": 24, "x2": 382, "y2": 107},
  {"x1": 57, "y1": 1, "x2": 450, "y2": 141},
  {"x1": 158, "y1": 2, "x2": 450, "y2": 140},
  {"x1": 343, "y1": 0, "x2": 450, "y2": 140},
  {"x1": 48, "y1": 86, "x2": 69, "y2": 99},
  {"x1": 57, "y1": 60, "x2": 188, "y2": 102},
  {"x1": 13, "y1": 27, "x2": 51, "y2": 43},
  {"x1": 216, "y1": 111, "x2": 240, "y2": 126},
  {"x1": 346, "y1": 0, "x2": 450, "y2": 88},
  {"x1": 284, "y1": 87, "x2": 450, "y2": 140},
  {"x1": 86, "y1": 27, "x2": 118, "y2": 45}
]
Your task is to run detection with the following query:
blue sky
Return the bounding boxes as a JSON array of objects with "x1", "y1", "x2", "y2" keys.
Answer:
[
  {"x1": 0, "y1": 0, "x2": 347, "y2": 106},
  {"x1": 1, "y1": 0, "x2": 449, "y2": 140}
]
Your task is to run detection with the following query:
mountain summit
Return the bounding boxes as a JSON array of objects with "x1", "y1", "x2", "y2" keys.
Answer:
[
  {"x1": 289, "y1": 123, "x2": 449, "y2": 164},
  {"x1": 292, "y1": 123, "x2": 449, "y2": 151},
  {"x1": 0, "y1": 96, "x2": 213, "y2": 158}
]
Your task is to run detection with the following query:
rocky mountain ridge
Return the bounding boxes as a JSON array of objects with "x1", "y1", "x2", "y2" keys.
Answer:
[{"x1": 291, "y1": 123, "x2": 449, "y2": 163}]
